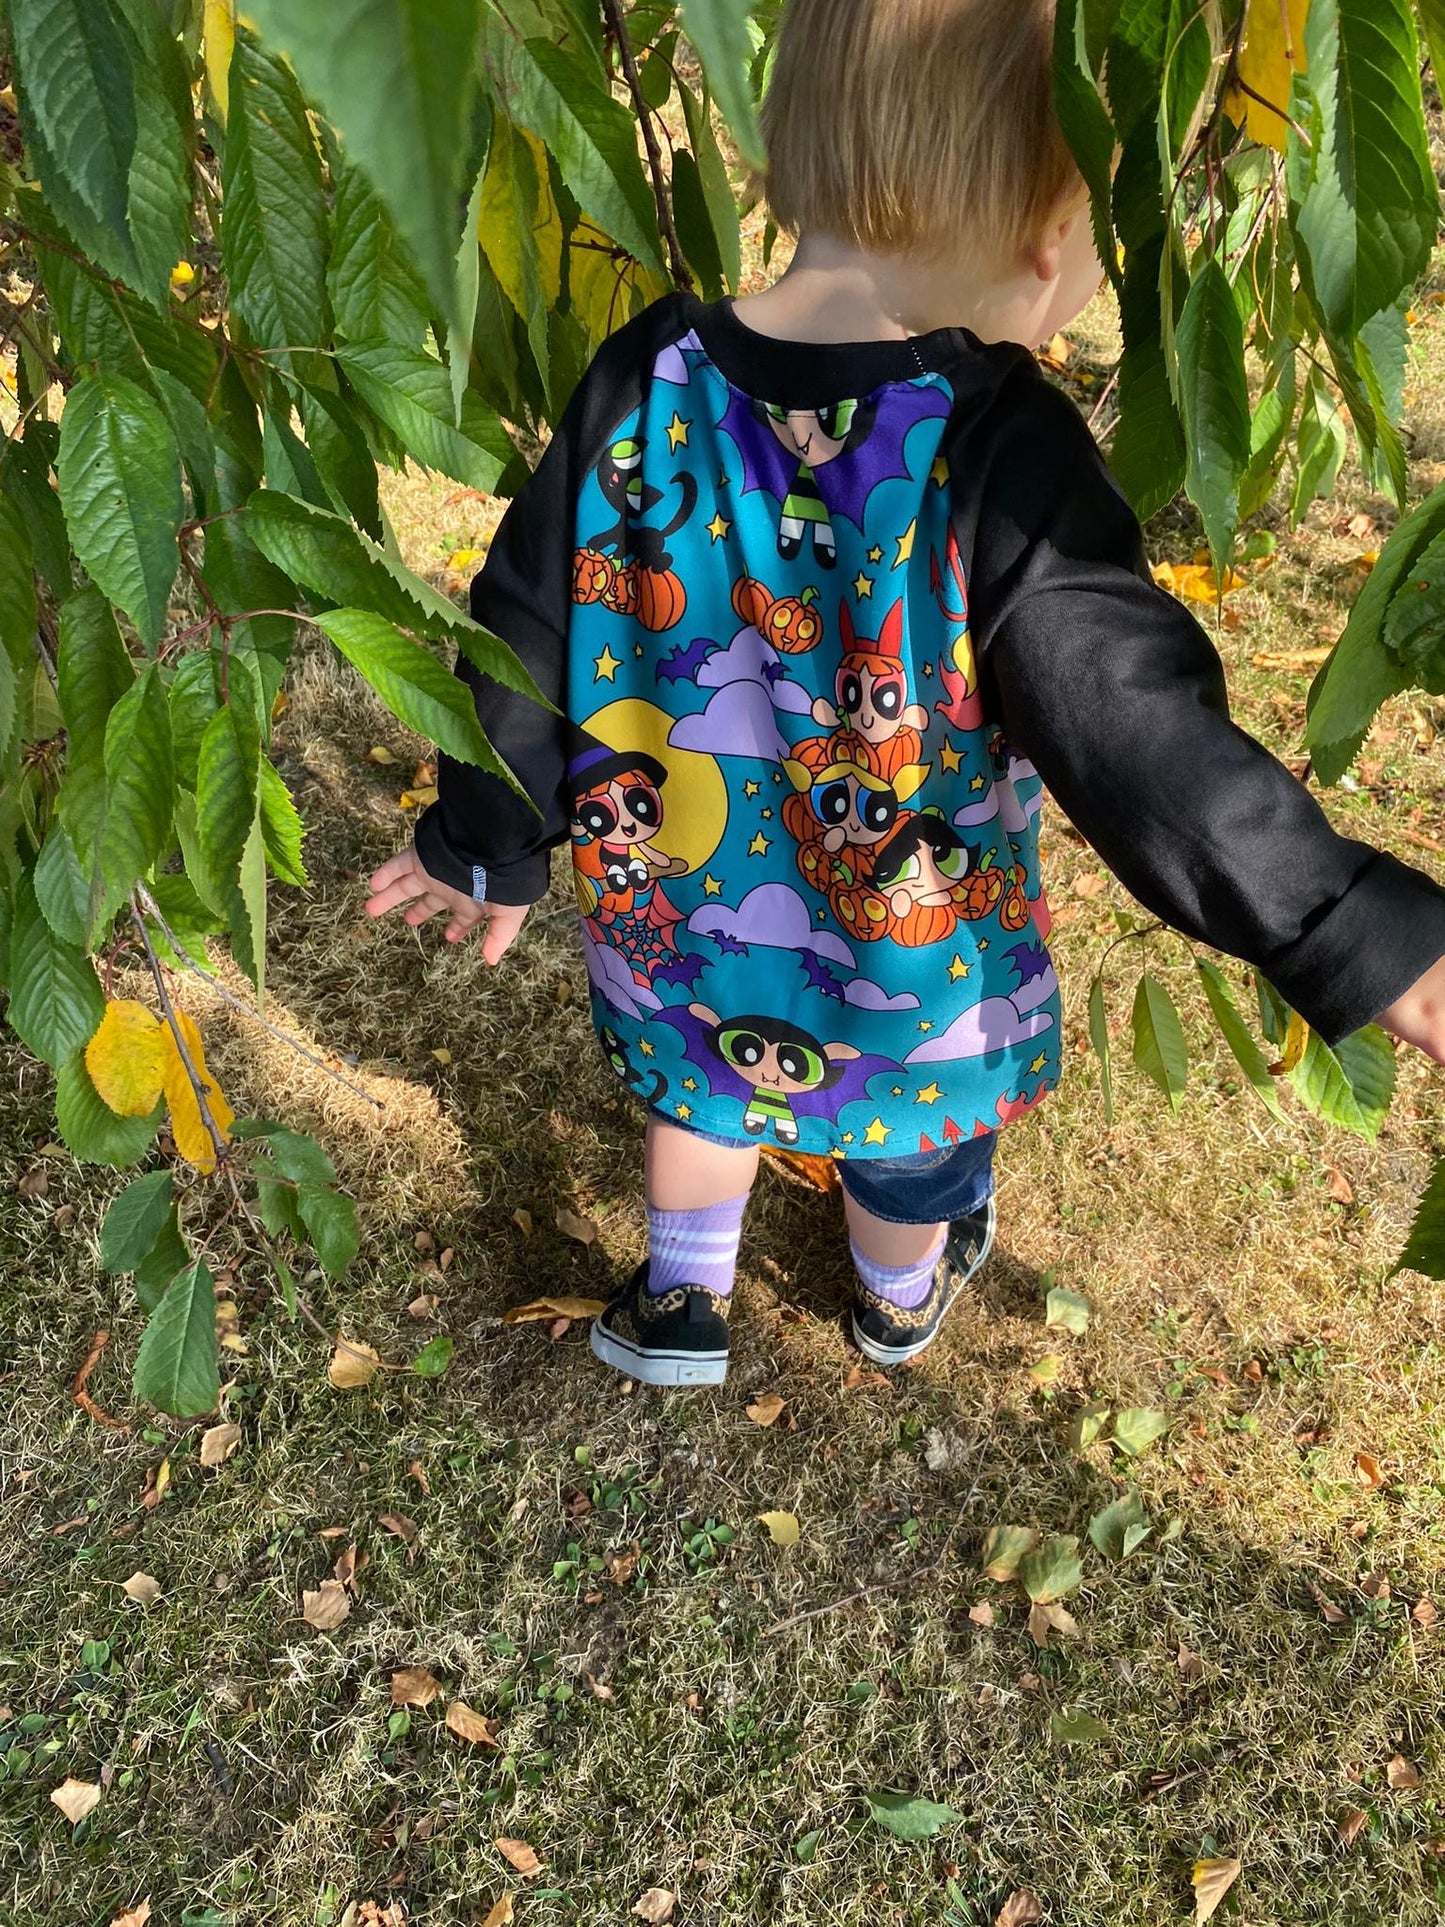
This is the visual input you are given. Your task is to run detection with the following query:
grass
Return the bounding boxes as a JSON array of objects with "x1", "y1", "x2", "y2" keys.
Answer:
[{"x1": 5, "y1": 289, "x2": 1445, "y2": 1926}]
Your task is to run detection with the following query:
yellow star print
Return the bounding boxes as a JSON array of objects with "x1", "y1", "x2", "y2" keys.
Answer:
[
  {"x1": 703, "y1": 873, "x2": 723, "y2": 897},
  {"x1": 930, "y1": 454, "x2": 949, "y2": 487},
  {"x1": 682, "y1": 1077, "x2": 698, "y2": 1092},
  {"x1": 638, "y1": 1038, "x2": 655, "y2": 1057},
  {"x1": 893, "y1": 519, "x2": 916, "y2": 567},
  {"x1": 1029, "y1": 1052, "x2": 1049, "y2": 1074},
  {"x1": 677, "y1": 1103, "x2": 693, "y2": 1121},
  {"x1": 842, "y1": 1131, "x2": 855, "y2": 1145},
  {"x1": 969, "y1": 772, "x2": 987, "y2": 791},
  {"x1": 706, "y1": 511, "x2": 730, "y2": 542},
  {"x1": 916, "y1": 1083, "x2": 943, "y2": 1105},
  {"x1": 593, "y1": 645, "x2": 621, "y2": 682},
  {"x1": 852, "y1": 571, "x2": 874, "y2": 599},
  {"x1": 748, "y1": 831, "x2": 771, "y2": 856},
  {"x1": 939, "y1": 739, "x2": 963, "y2": 775},
  {"x1": 634, "y1": 644, "x2": 644, "y2": 657},
  {"x1": 665, "y1": 412, "x2": 690, "y2": 452},
  {"x1": 868, "y1": 545, "x2": 884, "y2": 564},
  {"x1": 948, "y1": 955, "x2": 971, "y2": 981},
  {"x1": 863, "y1": 1117, "x2": 891, "y2": 1146},
  {"x1": 744, "y1": 779, "x2": 761, "y2": 798},
  {"x1": 918, "y1": 1020, "x2": 934, "y2": 1032}
]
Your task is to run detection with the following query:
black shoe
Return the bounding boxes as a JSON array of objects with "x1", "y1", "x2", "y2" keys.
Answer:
[
  {"x1": 850, "y1": 1198, "x2": 997, "y2": 1368},
  {"x1": 590, "y1": 1261, "x2": 731, "y2": 1387}
]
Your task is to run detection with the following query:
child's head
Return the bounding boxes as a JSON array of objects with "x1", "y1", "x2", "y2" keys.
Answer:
[{"x1": 761, "y1": 0, "x2": 1102, "y2": 337}]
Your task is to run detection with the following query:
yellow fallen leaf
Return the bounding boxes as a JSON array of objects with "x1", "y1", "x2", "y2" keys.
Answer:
[
  {"x1": 300, "y1": 1579, "x2": 352, "y2": 1631},
  {"x1": 430, "y1": 1047, "x2": 452, "y2": 1065},
  {"x1": 50, "y1": 1776, "x2": 102, "y2": 1826},
  {"x1": 633, "y1": 1892, "x2": 676, "y2": 1925},
  {"x1": 1250, "y1": 648, "x2": 1331, "y2": 671},
  {"x1": 121, "y1": 1571, "x2": 162, "y2": 1607},
  {"x1": 1225, "y1": 0, "x2": 1307, "y2": 148},
  {"x1": 1387, "y1": 1754, "x2": 1422, "y2": 1790},
  {"x1": 328, "y1": 1338, "x2": 381, "y2": 1389},
  {"x1": 202, "y1": 0, "x2": 236, "y2": 121},
  {"x1": 391, "y1": 1666, "x2": 443, "y2": 1709},
  {"x1": 478, "y1": 1900, "x2": 515, "y2": 1927},
  {"x1": 446, "y1": 1700, "x2": 502, "y2": 1746},
  {"x1": 556, "y1": 1207, "x2": 599, "y2": 1245},
  {"x1": 199, "y1": 1422, "x2": 242, "y2": 1468},
  {"x1": 745, "y1": 1392, "x2": 788, "y2": 1427},
  {"x1": 447, "y1": 547, "x2": 486, "y2": 571},
  {"x1": 86, "y1": 1001, "x2": 165, "y2": 1117},
  {"x1": 757, "y1": 1509, "x2": 800, "y2": 1548},
  {"x1": 494, "y1": 1837, "x2": 544, "y2": 1878},
  {"x1": 503, "y1": 1295, "x2": 607, "y2": 1324},
  {"x1": 1152, "y1": 560, "x2": 1247, "y2": 602},
  {"x1": 160, "y1": 1009, "x2": 233, "y2": 1174},
  {"x1": 108, "y1": 1904, "x2": 152, "y2": 1927},
  {"x1": 366, "y1": 745, "x2": 399, "y2": 766},
  {"x1": 512, "y1": 1208, "x2": 534, "y2": 1236},
  {"x1": 1192, "y1": 1856, "x2": 1242, "y2": 1923},
  {"x1": 399, "y1": 786, "x2": 439, "y2": 810}
]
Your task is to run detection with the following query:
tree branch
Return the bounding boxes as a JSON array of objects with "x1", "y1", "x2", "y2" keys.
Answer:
[{"x1": 600, "y1": 0, "x2": 693, "y2": 293}]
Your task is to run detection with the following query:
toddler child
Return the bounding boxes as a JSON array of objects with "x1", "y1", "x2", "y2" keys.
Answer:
[{"x1": 366, "y1": 0, "x2": 1445, "y2": 1386}]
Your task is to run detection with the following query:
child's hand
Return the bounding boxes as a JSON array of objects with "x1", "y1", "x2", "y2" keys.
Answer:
[
  {"x1": 1377, "y1": 954, "x2": 1445, "y2": 1065},
  {"x1": 364, "y1": 848, "x2": 530, "y2": 966}
]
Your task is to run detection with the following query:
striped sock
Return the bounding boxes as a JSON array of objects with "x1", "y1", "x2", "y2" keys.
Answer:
[
  {"x1": 646, "y1": 1191, "x2": 749, "y2": 1298},
  {"x1": 850, "y1": 1230, "x2": 947, "y2": 1310}
]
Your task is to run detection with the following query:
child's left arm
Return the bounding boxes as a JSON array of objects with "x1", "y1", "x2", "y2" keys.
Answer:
[{"x1": 1377, "y1": 954, "x2": 1445, "y2": 1062}]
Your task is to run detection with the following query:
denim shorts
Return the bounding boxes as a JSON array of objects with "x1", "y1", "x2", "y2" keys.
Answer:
[{"x1": 650, "y1": 1108, "x2": 997, "y2": 1227}]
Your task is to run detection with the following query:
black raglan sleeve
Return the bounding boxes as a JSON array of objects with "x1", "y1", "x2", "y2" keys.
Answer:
[
  {"x1": 413, "y1": 296, "x2": 691, "y2": 907},
  {"x1": 953, "y1": 366, "x2": 1445, "y2": 1043}
]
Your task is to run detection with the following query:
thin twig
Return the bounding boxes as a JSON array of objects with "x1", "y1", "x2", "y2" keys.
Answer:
[
  {"x1": 129, "y1": 899, "x2": 231, "y2": 1171},
  {"x1": 135, "y1": 883, "x2": 385, "y2": 1111},
  {"x1": 600, "y1": 0, "x2": 693, "y2": 292}
]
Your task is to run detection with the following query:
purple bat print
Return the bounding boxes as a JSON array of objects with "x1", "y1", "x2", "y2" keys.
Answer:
[{"x1": 657, "y1": 635, "x2": 720, "y2": 686}]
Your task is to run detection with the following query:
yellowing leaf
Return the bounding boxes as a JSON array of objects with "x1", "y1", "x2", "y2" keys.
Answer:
[
  {"x1": 494, "y1": 1837, "x2": 544, "y2": 1878},
  {"x1": 121, "y1": 1571, "x2": 162, "y2": 1607},
  {"x1": 746, "y1": 1392, "x2": 788, "y2": 1427},
  {"x1": 169, "y1": 261, "x2": 195, "y2": 293},
  {"x1": 518, "y1": 128, "x2": 564, "y2": 304},
  {"x1": 430, "y1": 1047, "x2": 452, "y2": 1065},
  {"x1": 1251, "y1": 647, "x2": 1332, "y2": 671},
  {"x1": 86, "y1": 1000, "x2": 165, "y2": 1117},
  {"x1": 160, "y1": 1009, "x2": 233, "y2": 1174},
  {"x1": 633, "y1": 1892, "x2": 677, "y2": 1925},
  {"x1": 1152, "y1": 560, "x2": 1247, "y2": 602},
  {"x1": 1192, "y1": 1856, "x2": 1242, "y2": 1923},
  {"x1": 202, "y1": 0, "x2": 236, "y2": 121},
  {"x1": 503, "y1": 1295, "x2": 607, "y2": 1325},
  {"x1": 328, "y1": 1337, "x2": 381, "y2": 1389},
  {"x1": 366, "y1": 745, "x2": 399, "y2": 766},
  {"x1": 757, "y1": 1509, "x2": 801, "y2": 1548},
  {"x1": 1271, "y1": 1008, "x2": 1310, "y2": 1076},
  {"x1": 300, "y1": 1578, "x2": 352, "y2": 1630},
  {"x1": 199, "y1": 1422, "x2": 242, "y2": 1467},
  {"x1": 50, "y1": 1776, "x2": 102, "y2": 1826},
  {"x1": 391, "y1": 1666, "x2": 443, "y2": 1708},
  {"x1": 446, "y1": 548, "x2": 486, "y2": 572},
  {"x1": 398, "y1": 786, "x2": 439, "y2": 810},
  {"x1": 1228, "y1": 0, "x2": 1307, "y2": 149},
  {"x1": 446, "y1": 1700, "x2": 502, "y2": 1746},
  {"x1": 981, "y1": 1524, "x2": 1038, "y2": 1582},
  {"x1": 478, "y1": 1901, "x2": 515, "y2": 1927}
]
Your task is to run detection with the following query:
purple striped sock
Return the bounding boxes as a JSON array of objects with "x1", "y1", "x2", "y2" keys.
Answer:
[
  {"x1": 850, "y1": 1230, "x2": 947, "y2": 1310},
  {"x1": 646, "y1": 1191, "x2": 749, "y2": 1297}
]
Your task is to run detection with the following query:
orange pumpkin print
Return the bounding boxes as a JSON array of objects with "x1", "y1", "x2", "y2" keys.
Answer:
[
  {"x1": 731, "y1": 575, "x2": 774, "y2": 631},
  {"x1": 573, "y1": 546, "x2": 616, "y2": 605},
  {"x1": 602, "y1": 559, "x2": 639, "y2": 617},
  {"x1": 764, "y1": 596, "x2": 823, "y2": 653},
  {"x1": 633, "y1": 565, "x2": 687, "y2": 633}
]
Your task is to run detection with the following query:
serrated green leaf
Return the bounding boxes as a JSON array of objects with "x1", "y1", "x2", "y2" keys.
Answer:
[
  {"x1": 134, "y1": 1258, "x2": 221, "y2": 1417},
  {"x1": 298, "y1": 384, "x2": 384, "y2": 539},
  {"x1": 326, "y1": 149, "x2": 433, "y2": 349},
  {"x1": 100, "y1": 1170, "x2": 174, "y2": 1273},
  {"x1": 133, "y1": 1204, "x2": 190, "y2": 1312},
  {"x1": 258, "y1": 756, "x2": 309, "y2": 888},
  {"x1": 111, "y1": 0, "x2": 194, "y2": 307},
  {"x1": 1053, "y1": 0, "x2": 1122, "y2": 292},
  {"x1": 56, "y1": 375, "x2": 183, "y2": 648},
  {"x1": 336, "y1": 342, "x2": 516, "y2": 493},
  {"x1": 94, "y1": 664, "x2": 174, "y2": 931},
  {"x1": 864, "y1": 1792, "x2": 963, "y2": 1842},
  {"x1": 1087, "y1": 973, "x2": 1115, "y2": 1125},
  {"x1": 1045, "y1": 1286, "x2": 1092, "y2": 1336},
  {"x1": 33, "y1": 825, "x2": 89, "y2": 949},
  {"x1": 8, "y1": 871, "x2": 105, "y2": 1069},
  {"x1": 1290, "y1": 364, "x2": 1348, "y2": 527},
  {"x1": 1111, "y1": 1406, "x2": 1169, "y2": 1457},
  {"x1": 9, "y1": 0, "x2": 136, "y2": 260},
  {"x1": 1109, "y1": 241, "x2": 1187, "y2": 519},
  {"x1": 671, "y1": 148, "x2": 724, "y2": 301},
  {"x1": 232, "y1": 1116, "x2": 338, "y2": 1183},
  {"x1": 678, "y1": 81, "x2": 741, "y2": 291},
  {"x1": 55, "y1": 1048, "x2": 162, "y2": 1168},
  {"x1": 1196, "y1": 958, "x2": 1285, "y2": 1122},
  {"x1": 1087, "y1": 1489, "x2": 1149, "y2": 1560},
  {"x1": 1019, "y1": 1533, "x2": 1083, "y2": 1604},
  {"x1": 1392, "y1": 1155, "x2": 1445, "y2": 1280},
  {"x1": 679, "y1": 0, "x2": 763, "y2": 168},
  {"x1": 411, "y1": 1334, "x2": 454, "y2": 1377},
  {"x1": 1176, "y1": 258, "x2": 1251, "y2": 571},
  {"x1": 1381, "y1": 528, "x2": 1445, "y2": 693},
  {"x1": 221, "y1": 32, "x2": 330, "y2": 376},
  {"x1": 1050, "y1": 1707, "x2": 1114, "y2": 1744},
  {"x1": 195, "y1": 655, "x2": 265, "y2": 985},
  {"x1": 243, "y1": 0, "x2": 482, "y2": 330},
  {"x1": 0, "y1": 489, "x2": 37, "y2": 763},
  {"x1": 1131, "y1": 974, "x2": 1188, "y2": 1114},
  {"x1": 297, "y1": 1183, "x2": 360, "y2": 1279},
  {"x1": 1288, "y1": 1022, "x2": 1396, "y2": 1142}
]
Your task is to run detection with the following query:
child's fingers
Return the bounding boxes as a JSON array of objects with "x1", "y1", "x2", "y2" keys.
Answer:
[
  {"x1": 481, "y1": 903, "x2": 529, "y2": 966},
  {"x1": 367, "y1": 849, "x2": 422, "y2": 894},
  {"x1": 402, "y1": 893, "x2": 453, "y2": 926},
  {"x1": 364, "y1": 874, "x2": 430, "y2": 918}
]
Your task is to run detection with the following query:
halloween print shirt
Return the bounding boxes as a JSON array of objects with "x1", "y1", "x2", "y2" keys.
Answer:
[{"x1": 417, "y1": 295, "x2": 1445, "y2": 1158}]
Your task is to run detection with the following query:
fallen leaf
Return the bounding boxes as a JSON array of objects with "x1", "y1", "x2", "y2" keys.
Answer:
[
  {"x1": 121, "y1": 1571, "x2": 162, "y2": 1608},
  {"x1": 407, "y1": 1294, "x2": 437, "y2": 1320},
  {"x1": 1071, "y1": 871, "x2": 1105, "y2": 898},
  {"x1": 328, "y1": 1338, "x2": 381, "y2": 1389},
  {"x1": 1111, "y1": 1407, "x2": 1169, "y2": 1457},
  {"x1": 503, "y1": 1295, "x2": 607, "y2": 1325},
  {"x1": 430, "y1": 1048, "x2": 452, "y2": 1065},
  {"x1": 633, "y1": 1892, "x2": 676, "y2": 1924},
  {"x1": 1353, "y1": 1452, "x2": 1384, "y2": 1488},
  {"x1": 555, "y1": 1207, "x2": 599, "y2": 1246},
  {"x1": 1051, "y1": 1707, "x2": 1112, "y2": 1744},
  {"x1": 746, "y1": 1392, "x2": 788, "y2": 1427},
  {"x1": 107, "y1": 1904, "x2": 152, "y2": 1927},
  {"x1": 1038, "y1": 331, "x2": 1074, "y2": 370},
  {"x1": 513, "y1": 1208, "x2": 534, "y2": 1235},
  {"x1": 379, "y1": 1512, "x2": 418, "y2": 1556},
  {"x1": 1412, "y1": 1597, "x2": 1438, "y2": 1629},
  {"x1": 398, "y1": 786, "x2": 438, "y2": 809},
  {"x1": 17, "y1": 1166, "x2": 49, "y2": 1199},
  {"x1": 494, "y1": 1838, "x2": 543, "y2": 1878},
  {"x1": 865, "y1": 1791, "x2": 963, "y2": 1840},
  {"x1": 365, "y1": 745, "x2": 399, "y2": 765},
  {"x1": 391, "y1": 1667, "x2": 443, "y2": 1709},
  {"x1": 584, "y1": 1672, "x2": 615, "y2": 1702},
  {"x1": 447, "y1": 546, "x2": 485, "y2": 571},
  {"x1": 139, "y1": 1459, "x2": 170, "y2": 1509},
  {"x1": 1153, "y1": 560, "x2": 1247, "y2": 602},
  {"x1": 1045, "y1": 1285, "x2": 1092, "y2": 1334},
  {"x1": 1192, "y1": 1857, "x2": 1241, "y2": 1923},
  {"x1": 1027, "y1": 1354, "x2": 1063, "y2": 1388},
  {"x1": 995, "y1": 1891, "x2": 1042, "y2": 1927},
  {"x1": 1308, "y1": 1582, "x2": 1347, "y2": 1625},
  {"x1": 477, "y1": 1900, "x2": 515, "y2": 1927},
  {"x1": 758, "y1": 1509, "x2": 800, "y2": 1548},
  {"x1": 199, "y1": 1422, "x2": 242, "y2": 1468},
  {"x1": 1339, "y1": 1807, "x2": 1369, "y2": 1847},
  {"x1": 50, "y1": 1777, "x2": 102, "y2": 1825},
  {"x1": 1027, "y1": 1599, "x2": 1081, "y2": 1646},
  {"x1": 967, "y1": 1601, "x2": 995, "y2": 1628},
  {"x1": 1325, "y1": 1166, "x2": 1354, "y2": 1205},
  {"x1": 446, "y1": 1701, "x2": 502, "y2": 1747},
  {"x1": 922, "y1": 1426, "x2": 972, "y2": 1473},
  {"x1": 318, "y1": 1525, "x2": 349, "y2": 1540},
  {"x1": 414, "y1": 1230, "x2": 436, "y2": 1255},
  {"x1": 1176, "y1": 1642, "x2": 1205, "y2": 1681},
  {"x1": 333, "y1": 1542, "x2": 359, "y2": 1590},
  {"x1": 1361, "y1": 1571, "x2": 1391, "y2": 1601},
  {"x1": 1387, "y1": 1755, "x2": 1422, "y2": 1790},
  {"x1": 300, "y1": 1579, "x2": 352, "y2": 1631},
  {"x1": 408, "y1": 1459, "x2": 431, "y2": 1494},
  {"x1": 1251, "y1": 647, "x2": 1331, "y2": 671},
  {"x1": 1019, "y1": 1534, "x2": 1082, "y2": 1604},
  {"x1": 982, "y1": 1524, "x2": 1039, "y2": 1582}
]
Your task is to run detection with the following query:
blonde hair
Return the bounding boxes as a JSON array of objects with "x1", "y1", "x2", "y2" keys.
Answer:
[{"x1": 761, "y1": 0, "x2": 1079, "y2": 262}]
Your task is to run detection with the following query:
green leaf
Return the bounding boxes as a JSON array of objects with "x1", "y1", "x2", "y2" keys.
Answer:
[
  {"x1": 195, "y1": 657, "x2": 265, "y2": 984},
  {"x1": 1045, "y1": 1286, "x2": 1093, "y2": 1336},
  {"x1": 1288, "y1": 0, "x2": 1438, "y2": 338},
  {"x1": 55, "y1": 1049, "x2": 163, "y2": 1167},
  {"x1": 3, "y1": 419, "x2": 72, "y2": 600},
  {"x1": 980, "y1": 1523, "x2": 1038, "y2": 1581},
  {"x1": 450, "y1": 155, "x2": 490, "y2": 427},
  {"x1": 258, "y1": 757, "x2": 309, "y2": 888},
  {"x1": 1131, "y1": 973, "x2": 1188, "y2": 1114},
  {"x1": 1087, "y1": 1489, "x2": 1150, "y2": 1561},
  {"x1": 491, "y1": 35, "x2": 665, "y2": 274},
  {"x1": 1239, "y1": 349, "x2": 1297, "y2": 521},
  {"x1": 95, "y1": 664, "x2": 174, "y2": 931},
  {"x1": 134, "y1": 1258, "x2": 221, "y2": 1417},
  {"x1": 298, "y1": 385, "x2": 384, "y2": 538},
  {"x1": 1087, "y1": 974, "x2": 1114, "y2": 1125},
  {"x1": 336, "y1": 343, "x2": 516, "y2": 493},
  {"x1": 231, "y1": 1117, "x2": 338, "y2": 1184},
  {"x1": 679, "y1": 0, "x2": 763, "y2": 168},
  {"x1": 56, "y1": 375, "x2": 183, "y2": 648},
  {"x1": 316, "y1": 610, "x2": 523, "y2": 785},
  {"x1": 1288, "y1": 1023, "x2": 1396, "y2": 1142},
  {"x1": 111, "y1": 0, "x2": 195, "y2": 307},
  {"x1": 410, "y1": 1334, "x2": 455, "y2": 1377},
  {"x1": 864, "y1": 1792, "x2": 964, "y2": 1842},
  {"x1": 1175, "y1": 259, "x2": 1251, "y2": 571},
  {"x1": 478, "y1": 116, "x2": 553, "y2": 393},
  {"x1": 1381, "y1": 528, "x2": 1445, "y2": 694},
  {"x1": 242, "y1": 0, "x2": 483, "y2": 331},
  {"x1": 1392, "y1": 1156, "x2": 1445, "y2": 1280},
  {"x1": 1053, "y1": 0, "x2": 1123, "y2": 292},
  {"x1": 1195, "y1": 958, "x2": 1285, "y2": 1122},
  {"x1": 1069, "y1": 1399, "x2": 1113, "y2": 1451},
  {"x1": 221, "y1": 32, "x2": 330, "y2": 375},
  {"x1": 678, "y1": 82, "x2": 742, "y2": 292},
  {"x1": 1111, "y1": 1406, "x2": 1170, "y2": 1457},
  {"x1": 133, "y1": 1206, "x2": 191, "y2": 1312},
  {"x1": 296, "y1": 1184, "x2": 360, "y2": 1278},
  {"x1": 326, "y1": 148, "x2": 433, "y2": 349},
  {"x1": 100, "y1": 1170, "x2": 175, "y2": 1273},
  {"x1": 1289, "y1": 364, "x2": 1348, "y2": 527},
  {"x1": 1050, "y1": 1708, "x2": 1114, "y2": 1744},
  {"x1": 33, "y1": 825, "x2": 90, "y2": 949},
  {"x1": 1019, "y1": 1533, "x2": 1083, "y2": 1604},
  {"x1": 0, "y1": 488, "x2": 37, "y2": 759},
  {"x1": 1109, "y1": 241, "x2": 1187, "y2": 519},
  {"x1": 8, "y1": 871, "x2": 105, "y2": 1069}
]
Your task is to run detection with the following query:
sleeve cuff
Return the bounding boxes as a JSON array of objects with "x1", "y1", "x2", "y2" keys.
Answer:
[
  {"x1": 1262, "y1": 848, "x2": 1445, "y2": 1042},
  {"x1": 413, "y1": 805, "x2": 552, "y2": 907}
]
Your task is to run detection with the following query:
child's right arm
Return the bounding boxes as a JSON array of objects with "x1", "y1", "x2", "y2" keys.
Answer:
[{"x1": 958, "y1": 368, "x2": 1445, "y2": 1053}]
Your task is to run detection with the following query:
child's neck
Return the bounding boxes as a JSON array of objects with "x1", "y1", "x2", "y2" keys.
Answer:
[{"x1": 732, "y1": 230, "x2": 1040, "y2": 349}]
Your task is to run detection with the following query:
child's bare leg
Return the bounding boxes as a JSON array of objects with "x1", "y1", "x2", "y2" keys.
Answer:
[
  {"x1": 646, "y1": 1113, "x2": 759, "y2": 1210},
  {"x1": 842, "y1": 1189, "x2": 946, "y2": 1268}
]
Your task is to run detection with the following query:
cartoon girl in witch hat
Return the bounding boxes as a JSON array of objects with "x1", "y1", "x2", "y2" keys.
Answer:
[
  {"x1": 570, "y1": 737, "x2": 689, "y2": 986},
  {"x1": 810, "y1": 598, "x2": 929, "y2": 781}
]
